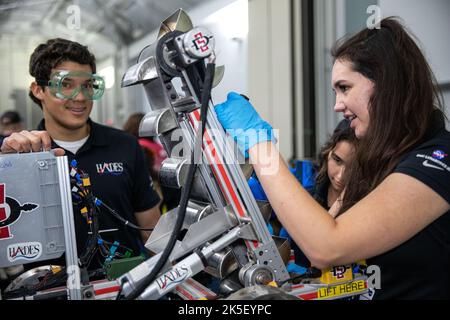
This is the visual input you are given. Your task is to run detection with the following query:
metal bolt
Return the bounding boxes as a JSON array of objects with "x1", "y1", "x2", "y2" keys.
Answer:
[{"x1": 256, "y1": 272, "x2": 272, "y2": 285}]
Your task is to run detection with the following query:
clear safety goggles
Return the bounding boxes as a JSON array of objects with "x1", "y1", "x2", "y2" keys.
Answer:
[{"x1": 38, "y1": 70, "x2": 105, "y2": 100}]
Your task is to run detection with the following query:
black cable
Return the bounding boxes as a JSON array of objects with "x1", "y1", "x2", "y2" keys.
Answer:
[
  {"x1": 121, "y1": 62, "x2": 216, "y2": 300},
  {"x1": 69, "y1": 169, "x2": 101, "y2": 270},
  {"x1": 2, "y1": 287, "x2": 38, "y2": 300},
  {"x1": 33, "y1": 267, "x2": 68, "y2": 292},
  {"x1": 115, "y1": 278, "x2": 125, "y2": 300},
  {"x1": 99, "y1": 238, "x2": 133, "y2": 254},
  {"x1": 70, "y1": 165, "x2": 147, "y2": 286},
  {"x1": 71, "y1": 171, "x2": 154, "y2": 232},
  {"x1": 79, "y1": 205, "x2": 100, "y2": 269}
]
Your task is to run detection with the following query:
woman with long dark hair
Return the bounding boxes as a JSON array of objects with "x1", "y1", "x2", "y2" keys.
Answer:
[{"x1": 215, "y1": 18, "x2": 450, "y2": 299}]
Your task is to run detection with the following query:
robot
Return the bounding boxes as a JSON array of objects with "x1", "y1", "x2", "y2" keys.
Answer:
[
  {"x1": 116, "y1": 8, "x2": 290, "y2": 300},
  {"x1": 115, "y1": 9, "x2": 368, "y2": 300}
]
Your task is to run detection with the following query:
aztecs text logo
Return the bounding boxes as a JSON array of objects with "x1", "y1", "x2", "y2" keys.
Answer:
[
  {"x1": 0, "y1": 184, "x2": 39, "y2": 240},
  {"x1": 96, "y1": 162, "x2": 124, "y2": 176}
]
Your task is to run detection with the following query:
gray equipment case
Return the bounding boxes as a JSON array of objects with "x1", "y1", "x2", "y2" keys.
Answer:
[{"x1": 0, "y1": 152, "x2": 71, "y2": 268}]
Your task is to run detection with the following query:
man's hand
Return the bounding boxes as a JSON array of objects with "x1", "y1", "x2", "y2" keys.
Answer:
[{"x1": 1, "y1": 130, "x2": 65, "y2": 156}]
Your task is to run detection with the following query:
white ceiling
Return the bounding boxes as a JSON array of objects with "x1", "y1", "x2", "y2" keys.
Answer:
[{"x1": 0, "y1": 0, "x2": 207, "y2": 59}]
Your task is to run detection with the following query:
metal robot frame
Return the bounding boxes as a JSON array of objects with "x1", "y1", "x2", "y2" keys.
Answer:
[{"x1": 117, "y1": 9, "x2": 291, "y2": 300}]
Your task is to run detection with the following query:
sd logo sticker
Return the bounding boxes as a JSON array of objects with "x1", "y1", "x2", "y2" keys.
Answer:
[{"x1": 0, "y1": 184, "x2": 39, "y2": 240}]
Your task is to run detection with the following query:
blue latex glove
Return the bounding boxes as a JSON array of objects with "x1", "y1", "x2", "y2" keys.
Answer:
[{"x1": 214, "y1": 92, "x2": 274, "y2": 157}]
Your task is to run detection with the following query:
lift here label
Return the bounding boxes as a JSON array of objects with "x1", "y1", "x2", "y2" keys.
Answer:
[{"x1": 317, "y1": 280, "x2": 367, "y2": 299}]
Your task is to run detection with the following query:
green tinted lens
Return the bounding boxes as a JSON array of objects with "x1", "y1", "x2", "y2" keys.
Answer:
[
  {"x1": 81, "y1": 75, "x2": 105, "y2": 100},
  {"x1": 49, "y1": 71, "x2": 105, "y2": 100}
]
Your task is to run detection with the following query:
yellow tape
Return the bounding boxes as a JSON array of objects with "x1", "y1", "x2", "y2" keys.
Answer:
[
  {"x1": 82, "y1": 177, "x2": 91, "y2": 187},
  {"x1": 320, "y1": 265, "x2": 353, "y2": 284}
]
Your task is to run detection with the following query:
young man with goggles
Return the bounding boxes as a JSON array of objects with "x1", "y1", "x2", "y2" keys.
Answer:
[{"x1": 1, "y1": 38, "x2": 161, "y2": 272}]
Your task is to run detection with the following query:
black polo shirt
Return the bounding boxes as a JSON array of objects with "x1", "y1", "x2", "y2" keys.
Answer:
[{"x1": 37, "y1": 119, "x2": 160, "y2": 271}]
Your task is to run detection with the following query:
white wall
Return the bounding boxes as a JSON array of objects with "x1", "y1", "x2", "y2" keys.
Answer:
[
  {"x1": 247, "y1": 0, "x2": 293, "y2": 160},
  {"x1": 202, "y1": 0, "x2": 249, "y2": 104},
  {"x1": 124, "y1": 0, "x2": 247, "y2": 119},
  {"x1": 314, "y1": 0, "x2": 346, "y2": 152},
  {"x1": 380, "y1": 0, "x2": 450, "y2": 83},
  {"x1": 0, "y1": 35, "x2": 46, "y2": 129},
  {"x1": 445, "y1": 90, "x2": 450, "y2": 130}
]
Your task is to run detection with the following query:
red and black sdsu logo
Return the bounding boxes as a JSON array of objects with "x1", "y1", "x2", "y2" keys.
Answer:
[{"x1": 0, "y1": 184, "x2": 39, "y2": 240}]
